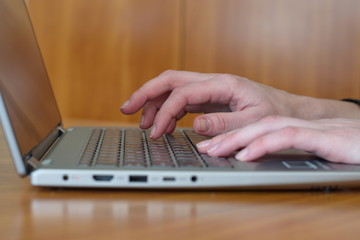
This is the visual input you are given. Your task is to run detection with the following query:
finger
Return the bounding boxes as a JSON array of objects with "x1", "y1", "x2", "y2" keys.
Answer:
[
  {"x1": 142, "y1": 96, "x2": 229, "y2": 130},
  {"x1": 196, "y1": 129, "x2": 237, "y2": 153},
  {"x1": 193, "y1": 110, "x2": 260, "y2": 136},
  {"x1": 121, "y1": 70, "x2": 215, "y2": 115},
  {"x1": 149, "y1": 109, "x2": 187, "y2": 138},
  {"x1": 150, "y1": 79, "x2": 233, "y2": 138},
  {"x1": 165, "y1": 118, "x2": 177, "y2": 134},
  {"x1": 235, "y1": 126, "x2": 325, "y2": 162},
  {"x1": 164, "y1": 109, "x2": 187, "y2": 135},
  {"x1": 193, "y1": 105, "x2": 288, "y2": 136},
  {"x1": 140, "y1": 102, "x2": 158, "y2": 129},
  {"x1": 140, "y1": 93, "x2": 171, "y2": 129},
  {"x1": 205, "y1": 116, "x2": 315, "y2": 157}
]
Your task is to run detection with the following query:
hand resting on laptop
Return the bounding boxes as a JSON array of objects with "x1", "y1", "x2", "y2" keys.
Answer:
[
  {"x1": 197, "y1": 117, "x2": 360, "y2": 165},
  {"x1": 121, "y1": 70, "x2": 360, "y2": 164}
]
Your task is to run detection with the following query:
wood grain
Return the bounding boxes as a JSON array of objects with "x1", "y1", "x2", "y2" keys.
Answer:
[
  {"x1": 27, "y1": 0, "x2": 360, "y2": 128},
  {"x1": 27, "y1": 0, "x2": 182, "y2": 124},
  {"x1": 184, "y1": 0, "x2": 360, "y2": 98},
  {"x1": 1, "y1": 125, "x2": 360, "y2": 240}
]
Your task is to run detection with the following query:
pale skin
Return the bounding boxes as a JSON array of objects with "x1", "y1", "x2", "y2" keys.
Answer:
[{"x1": 121, "y1": 70, "x2": 360, "y2": 164}]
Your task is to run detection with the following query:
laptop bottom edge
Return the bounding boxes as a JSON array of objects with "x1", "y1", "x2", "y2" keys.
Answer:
[{"x1": 30, "y1": 169, "x2": 360, "y2": 190}]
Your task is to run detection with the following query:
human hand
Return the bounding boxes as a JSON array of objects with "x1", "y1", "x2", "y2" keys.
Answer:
[
  {"x1": 197, "y1": 116, "x2": 360, "y2": 164},
  {"x1": 121, "y1": 70, "x2": 307, "y2": 138}
]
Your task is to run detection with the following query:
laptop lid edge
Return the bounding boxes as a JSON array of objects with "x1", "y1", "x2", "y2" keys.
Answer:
[
  {"x1": 0, "y1": 89, "x2": 65, "y2": 177},
  {"x1": 0, "y1": 91, "x2": 26, "y2": 176}
]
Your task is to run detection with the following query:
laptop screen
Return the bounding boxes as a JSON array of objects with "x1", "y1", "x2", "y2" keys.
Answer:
[{"x1": 0, "y1": 0, "x2": 61, "y2": 157}]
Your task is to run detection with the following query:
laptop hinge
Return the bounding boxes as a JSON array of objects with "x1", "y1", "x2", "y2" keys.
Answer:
[
  {"x1": 27, "y1": 156, "x2": 40, "y2": 170},
  {"x1": 25, "y1": 125, "x2": 64, "y2": 170}
]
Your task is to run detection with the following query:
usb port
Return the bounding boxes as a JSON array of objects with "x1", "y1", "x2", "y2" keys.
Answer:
[
  {"x1": 129, "y1": 175, "x2": 148, "y2": 183},
  {"x1": 163, "y1": 177, "x2": 175, "y2": 182}
]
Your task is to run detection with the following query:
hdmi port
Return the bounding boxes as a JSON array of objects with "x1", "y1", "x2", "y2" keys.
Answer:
[{"x1": 93, "y1": 175, "x2": 114, "y2": 181}]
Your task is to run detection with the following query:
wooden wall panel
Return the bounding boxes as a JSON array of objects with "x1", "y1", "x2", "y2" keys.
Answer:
[
  {"x1": 27, "y1": 0, "x2": 182, "y2": 124},
  {"x1": 184, "y1": 0, "x2": 360, "y2": 98},
  {"x1": 27, "y1": 0, "x2": 360, "y2": 128}
]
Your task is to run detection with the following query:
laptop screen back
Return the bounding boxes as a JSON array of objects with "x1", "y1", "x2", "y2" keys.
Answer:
[{"x1": 0, "y1": 0, "x2": 61, "y2": 157}]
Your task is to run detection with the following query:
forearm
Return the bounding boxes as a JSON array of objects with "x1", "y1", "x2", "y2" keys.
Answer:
[{"x1": 291, "y1": 95, "x2": 360, "y2": 120}]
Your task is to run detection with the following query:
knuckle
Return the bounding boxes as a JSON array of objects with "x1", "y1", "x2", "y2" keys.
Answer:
[
  {"x1": 259, "y1": 115, "x2": 282, "y2": 124},
  {"x1": 157, "y1": 108, "x2": 175, "y2": 120},
  {"x1": 280, "y1": 126, "x2": 300, "y2": 137},
  {"x1": 171, "y1": 86, "x2": 193, "y2": 102},
  {"x1": 211, "y1": 114, "x2": 229, "y2": 133},
  {"x1": 223, "y1": 132, "x2": 239, "y2": 143},
  {"x1": 247, "y1": 138, "x2": 271, "y2": 157},
  {"x1": 251, "y1": 137, "x2": 267, "y2": 149},
  {"x1": 215, "y1": 73, "x2": 237, "y2": 84},
  {"x1": 215, "y1": 74, "x2": 248, "y2": 86},
  {"x1": 159, "y1": 69, "x2": 177, "y2": 78},
  {"x1": 171, "y1": 87, "x2": 185, "y2": 98},
  {"x1": 131, "y1": 89, "x2": 144, "y2": 101},
  {"x1": 159, "y1": 70, "x2": 186, "y2": 89}
]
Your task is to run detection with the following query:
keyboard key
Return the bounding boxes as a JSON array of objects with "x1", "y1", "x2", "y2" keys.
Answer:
[{"x1": 79, "y1": 128, "x2": 233, "y2": 169}]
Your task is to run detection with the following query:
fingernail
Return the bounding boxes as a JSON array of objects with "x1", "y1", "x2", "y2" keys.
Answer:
[
  {"x1": 235, "y1": 148, "x2": 248, "y2": 161},
  {"x1": 150, "y1": 124, "x2": 157, "y2": 138},
  {"x1": 121, "y1": 100, "x2": 130, "y2": 109},
  {"x1": 196, "y1": 140, "x2": 211, "y2": 149},
  {"x1": 207, "y1": 144, "x2": 219, "y2": 153},
  {"x1": 197, "y1": 118, "x2": 210, "y2": 132}
]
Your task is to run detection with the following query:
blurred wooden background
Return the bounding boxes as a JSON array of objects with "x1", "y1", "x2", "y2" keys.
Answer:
[{"x1": 27, "y1": 0, "x2": 360, "y2": 127}]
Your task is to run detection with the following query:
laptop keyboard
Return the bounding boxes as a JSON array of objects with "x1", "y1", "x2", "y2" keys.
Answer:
[{"x1": 79, "y1": 128, "x2": 233, "y2": 169}]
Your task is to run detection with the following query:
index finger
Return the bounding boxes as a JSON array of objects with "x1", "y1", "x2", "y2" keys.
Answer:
[
  {"x1": 121, "y1": 70, "x2": 216, "y2": 115},
  {"x1": 150, "y1": 79, "x2": 234, "y2": 138}
]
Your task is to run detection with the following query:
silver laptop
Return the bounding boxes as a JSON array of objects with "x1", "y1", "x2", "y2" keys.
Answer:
[{"x1": 1, "y1": 0, "x2": 360, "y2": 190}]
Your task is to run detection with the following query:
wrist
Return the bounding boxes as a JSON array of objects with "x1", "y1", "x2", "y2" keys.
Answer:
[{"x1": 292, "y1": 96, "x2": 360, "y2": 120}]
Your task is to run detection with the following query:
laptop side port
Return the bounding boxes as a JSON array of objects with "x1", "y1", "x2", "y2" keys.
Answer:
[
  {"x1": 93, "y1": 175, "x2": 114, "y2": 181},
  {"x1": 129, "y1": 175, "x2": 148, "y2": 183},
  {"x1": 191, "y1": 176, "x2": 198, "y2": 182},
  {"x1": 163, "y1": 176, "x2": 176, "y2": 182}
]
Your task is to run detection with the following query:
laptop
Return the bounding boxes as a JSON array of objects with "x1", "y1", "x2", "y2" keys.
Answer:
[{"x1": 1, "y1": 0, "x2": 360, "y2": 190}]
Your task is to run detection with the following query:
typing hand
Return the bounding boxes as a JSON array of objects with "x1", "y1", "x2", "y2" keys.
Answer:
[
  {"x1": 197, "y1": 116, "x2": 360, "y2": 164},
  {"x1": 121, "y1": 70, "x2": 304, "y2": 138}
]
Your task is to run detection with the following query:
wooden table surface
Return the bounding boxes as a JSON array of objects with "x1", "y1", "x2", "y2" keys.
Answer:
[{"x1": 1, "y1": 121, "x2": 360, "y2": 239}]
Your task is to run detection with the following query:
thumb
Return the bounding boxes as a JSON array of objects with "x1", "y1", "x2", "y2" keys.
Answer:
[{"x1": 193, "y1": 110, "x2": 263, "y2": 136}]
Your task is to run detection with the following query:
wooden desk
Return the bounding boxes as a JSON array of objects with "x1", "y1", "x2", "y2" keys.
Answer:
[{"x1": 1, "y1": 121, "x2": 360, "y2": 239}]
